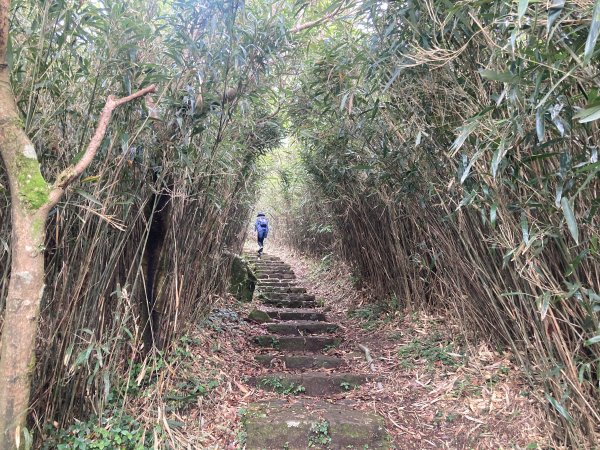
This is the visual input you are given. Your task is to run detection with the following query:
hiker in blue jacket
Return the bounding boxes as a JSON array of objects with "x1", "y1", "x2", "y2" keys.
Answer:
[{"x1": 255, "y1": 212, "x2": 269, "y2": 256}]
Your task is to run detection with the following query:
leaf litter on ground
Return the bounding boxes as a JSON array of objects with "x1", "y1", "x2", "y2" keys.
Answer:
[{"x1": 118, "y1": 244, "x2": 559, "y2": 449}]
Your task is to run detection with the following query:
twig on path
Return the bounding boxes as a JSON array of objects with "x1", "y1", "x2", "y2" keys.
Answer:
[
  {"x1": 357, "y1": 343, "x2": 374, "y2": 369},
  {"x1": 357, "y1": 343, "x2": 384, "y2": 389}
]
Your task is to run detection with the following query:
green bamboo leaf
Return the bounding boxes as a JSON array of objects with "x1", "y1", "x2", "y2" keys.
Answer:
[
  {"x1": 561, "y1": 197, "x2": 579, "y2": 244},
  {"x1": 584, "y1": 334, "x2": 600, "y2": 346},
  {"x1": 537, "y1": 292, "x2": 551, "y2": 320},
  {"x1": 479, "y1": 69, "x2": 517, "y2": 83},
  {"x1": 547, "y1": 0, "x2": 566, "y2": 32},
  {"x1": 518, "y1": 0, "x2": 530, "y2": 22},
  {"x1": 460, "y1": 149, "x2": 483, "y2": 184},
  {"x1": 536, "y1": 107, "x2": 546, "y2": 142},
  {"x1": 490, "y1": 203, "x2": 498, "y2": 226},
  {"x1": 574, "y1": 104, "x2": 600, "y2": 123},
  {"x1": 382, "y1": 67, "x2": 402, "y2": 93},
  {"x1": 491, "y1": 142, "x2": 507, "y2": 178},
  {"x1": 545, "y1": 394, "x2": 573, "y2": 423},
  {"x1": 450, "y1": 121, "x2": 478, "y2": 154},
  {"x1": 75, "y1": 189, "x2": 103, "y2": 206},
  {"x1": 584, "y1": 0, "x2": 600, "y2": 63},
  {"x1": 521, "y1": 212, "x2": 529, "y2": 245}
]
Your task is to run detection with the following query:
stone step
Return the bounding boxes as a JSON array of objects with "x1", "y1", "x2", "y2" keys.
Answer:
[
  {"x1": 252, "y1": 258, "x2": 287, "y2": 263},
  {"x1": 262, "y1": 298, "x2": 317, "y2": 309},
  {"x1": 257, "y1": 273, "x2": 296, "y2": 280},
  {"x1": 257, "y1": 271, "x2": 295, "y2": 277},
  {"x1": 258, "y1": 279, "x2": 295, "y2": 285},
  {"x1": 256, "y1": 265, "x2": 292, "y2": 270},
  {"x1": 266, "y1": 321, "x2": 338, "y2": 335},
  {"x1": 258, "y1": 286, "x2": 307, "y2": 294},
  {"x1": 257, "y1": 274, "x2": 295, "y2": 280},
  {"x1": 260, "y1": 292, "x2": 316, "y2": 302},
  {"x1": 250, "y1": 372, "x2": 369, "y2": 396},
  {"x1": 263, "y1": 307, "x2": 327, "y2": 321},
  {"x1": 255, "y1": 354, "x2": 345, "y2": 369},
  {"x1": 244, "y1": 401, "x2": 388, "y2": 450},
  {"x1": 249, "y1": 260, "x2": 283, "y2": 265},
  {"x1": 253, "y1": 335, "x2": 341, "y2": 352},
  {"x1": 257, "y1": 278, "x2": 296, "y2": 283},
  {"x1": 247, "y1": 255, "x2": 280, "y2": 261},
  {"x1": 258, "y1": 284, "x2": 297, "y2": 290}
]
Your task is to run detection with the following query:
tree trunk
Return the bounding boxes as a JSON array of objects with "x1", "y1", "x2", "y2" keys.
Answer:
[
  {"x1": 0, "y1": 65, "x2": 50, "y2": 448},
  {"x1": 0, "y1": 3, "x2": 154, "y2": 441},
  {"x1": 0, "y1": 60, "x2": 155, "y2": 450}
]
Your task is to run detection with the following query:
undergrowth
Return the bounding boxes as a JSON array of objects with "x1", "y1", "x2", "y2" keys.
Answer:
[
  {"x1": 397, "y1": 332, "x2": 465, "y2": 369},
  {"x1": 42, "y1": 413, "x2": 162, "y2": 450},
  {"x1": 45, "y1": 333, "x2": 221, "y2": 447}
]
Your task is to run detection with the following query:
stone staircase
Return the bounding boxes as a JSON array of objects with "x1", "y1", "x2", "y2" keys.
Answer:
[{"x1": 243, "y1": 254, "x2": 388, "y2": 449}]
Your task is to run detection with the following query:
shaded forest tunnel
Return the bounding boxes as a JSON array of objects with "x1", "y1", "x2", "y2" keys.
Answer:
[{"x1": 0, "y1": 0, "x2": 599, "y2": 448}]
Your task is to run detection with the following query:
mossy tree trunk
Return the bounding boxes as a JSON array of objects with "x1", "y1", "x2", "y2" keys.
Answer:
[
  {"x1": 0, "y1": 64, "x2": 49, "y2": 450},
  {"x1": 0, "y1": 2, "x2": 48, "y2": 445},
  {"x1": 0, "y1": 3, "x2": 155, "y2": 445}
]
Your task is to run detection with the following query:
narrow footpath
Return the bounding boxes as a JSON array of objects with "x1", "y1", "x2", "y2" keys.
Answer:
[{"x1": 243, "y1": 253, "x2": 388, "y2": 449}]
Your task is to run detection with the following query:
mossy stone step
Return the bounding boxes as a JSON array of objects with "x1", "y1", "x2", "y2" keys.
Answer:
[
  {"x1": 255, "y1": 354, "x2": 345, "y2": 369},
  {"x1": 243, "y1": 401, "x2": 388, "y2": 449},
  {"x1": 257, "y1": 267, "x2": 293, "y2": 273},
  {"x1": 250, "y1": 256, "x2": 287, "y2": 264},
  {"x1": 249, "y1": 372, "x2": 369, "y2": 396},
  {"x1": 258, "y1": 285, "x2": 298, "y2": 291},
  {"x1": 266, "y1": 321, "x2": 338, "y2": 335},
  {"x1": 260, "y1": 292, "x2": 316, "y2": 302},
  {"x1": 247, "y1": 309, "x2": 272, "y2": 323},
  {"x1": 263, "y1": 307, "x2": 327, "y2": 321},
  {"x1": 259, "y1": 286, "x2": 307, "y2": 294},
  {"x1": 254, "y1": 266, "x2": 290, "y2": 271},
  {"x1": 247, "y1": 256, "x2": 281, "y2": 261},
  {"x1": 256, "y1": 263, "x2": 292, "y2": 267},
  {"x1": 257, "y1": 270, "x2": 293, "y2": 275},
  {"x1": 261, "y1": 298, "x2": 316, "y2": 309},
  {"x1": 257, "y1": 273, "x2": 296, "y2": 280},
  {"x1": 258, "y1": 279, "x2": 295, "y2": 286},
  {"x1": 253, "y1": 335, "x2": 341, "y2": 352}
]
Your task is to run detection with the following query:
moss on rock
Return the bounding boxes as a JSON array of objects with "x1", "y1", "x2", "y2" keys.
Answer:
[
  {"x1": 229, "y1": 254, "x2": 256, "y2": 302},
  {"x1": 248, "y1": 309, "x2": 270, "y2": 323}
]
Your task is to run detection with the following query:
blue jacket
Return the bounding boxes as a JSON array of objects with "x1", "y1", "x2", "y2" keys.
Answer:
[{"x1": 255, "y1": 215, "x2": 269, "y2": 238}]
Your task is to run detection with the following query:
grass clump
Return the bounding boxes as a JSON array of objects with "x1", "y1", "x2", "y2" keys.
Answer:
[
  {"x1": 259, "y1": 377, "x2": 306, "y2": 395},
  {"x1": 398, "y1": 333, "x2": 464, "y2": 369},
  {"x1": 308, "y1": 420, "x2": 331, "y2": 448}
]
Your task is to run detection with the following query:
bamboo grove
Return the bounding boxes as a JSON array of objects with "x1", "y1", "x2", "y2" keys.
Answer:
[
  {"x1": 0, "y1": 0, "x2": 287, "y2": 445},
  {"x1": 272, "y1": 0, "x2": 600, "y2": 446},
  {"x1": 0, "y1": 0, "x2": 599, "y2": 447}
]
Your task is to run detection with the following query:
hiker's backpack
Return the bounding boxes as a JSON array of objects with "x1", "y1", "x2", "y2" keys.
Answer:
[{"x1": 257, "y1": 216, "x2": 268, "y2": 229}]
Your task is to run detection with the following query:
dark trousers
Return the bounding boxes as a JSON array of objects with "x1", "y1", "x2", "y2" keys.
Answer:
[{"x1": 257, "y1": 232, "x2": 265, "y2": 254}]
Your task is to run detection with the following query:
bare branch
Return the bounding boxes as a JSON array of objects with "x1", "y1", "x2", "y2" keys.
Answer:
[{"x1": 46, "y1": 84, "x2": 156, "y2": 209}]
